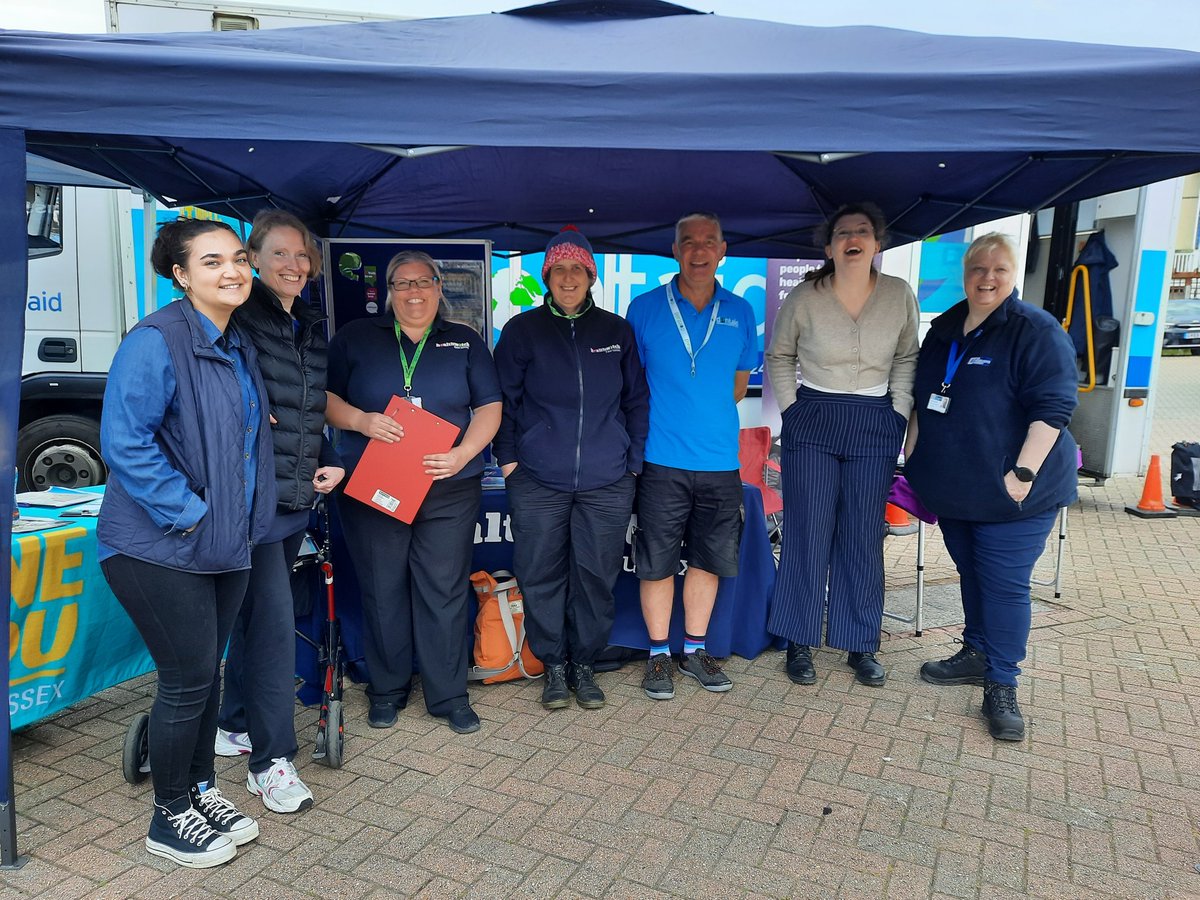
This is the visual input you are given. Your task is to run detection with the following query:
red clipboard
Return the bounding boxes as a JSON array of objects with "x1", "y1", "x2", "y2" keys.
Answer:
[{"x1": 342, "y1": 395, "x2": 461, "y2": 524}]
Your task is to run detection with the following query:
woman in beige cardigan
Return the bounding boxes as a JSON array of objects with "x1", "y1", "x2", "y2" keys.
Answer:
[{"x1": 765, "y1": 202, "x2": 919, "y2": 688}]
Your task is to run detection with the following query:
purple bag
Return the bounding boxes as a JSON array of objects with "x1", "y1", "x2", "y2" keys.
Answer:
[{"x1": 888, "y1": 474, "x2": 937, "y2": 525}]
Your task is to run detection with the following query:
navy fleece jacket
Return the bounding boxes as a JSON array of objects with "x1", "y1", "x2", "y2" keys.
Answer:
[
  {"x1": 906, "y1": 292, "x2": 1079, "y2": 522},
  {"x1": 493, "y1": 299, "x2": 649, "y2": 492}
]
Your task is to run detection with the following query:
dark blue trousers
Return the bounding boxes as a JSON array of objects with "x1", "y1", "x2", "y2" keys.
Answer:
[
  {"x1": 218, "y1": 529, "x2": 306, "y2": 774},
  {"x1": 937, "y1": 508, "x2": 1058, "y2": 686},
  {"x1": 769, "y1": 389, "x2": 905, "y2": 652},
  {"x1": 507, "y1": 470, "x2": 635, "y2": 666},
  {"x1": 337, "y1": 478, "x2": 480, "y2": 716}
]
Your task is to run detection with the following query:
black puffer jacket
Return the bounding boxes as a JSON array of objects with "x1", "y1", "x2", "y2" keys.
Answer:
[{"x1": 233, "y1": 279, "x2": 336, "y2": 511}]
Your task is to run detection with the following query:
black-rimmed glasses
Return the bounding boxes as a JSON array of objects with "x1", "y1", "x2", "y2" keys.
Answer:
[{"x1": 389, "y1": 276, "x2": 440, "y2": 292}]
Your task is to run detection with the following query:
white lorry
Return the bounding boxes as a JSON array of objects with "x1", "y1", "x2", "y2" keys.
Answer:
[{"x1": 19, "y1": 0, "x2": 397, "y2": 490}]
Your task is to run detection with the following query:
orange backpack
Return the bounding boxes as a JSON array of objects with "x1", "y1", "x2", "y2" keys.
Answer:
[{"x1": 468, "y1": 570, "x2": 544, "y2": 684}]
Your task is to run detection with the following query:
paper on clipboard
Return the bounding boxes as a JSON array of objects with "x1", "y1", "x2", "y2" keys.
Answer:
[{"x1": 342, "y1": 395, "x2": 461, "y2": 524}]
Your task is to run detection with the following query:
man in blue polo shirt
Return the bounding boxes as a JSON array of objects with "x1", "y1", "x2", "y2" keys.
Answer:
[{"x1": 625, "y1": 212, "x2": 757, "y2": 700}]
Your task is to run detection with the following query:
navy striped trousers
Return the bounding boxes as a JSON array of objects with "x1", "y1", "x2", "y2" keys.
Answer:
[{"x1": 768, "y1": 388, "x2": 906, "y2": 652}]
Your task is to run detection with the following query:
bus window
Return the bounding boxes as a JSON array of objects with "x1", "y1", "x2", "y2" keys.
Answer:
[{"x1": 26, "y1": 183, "x2": 63, "y2": 259}]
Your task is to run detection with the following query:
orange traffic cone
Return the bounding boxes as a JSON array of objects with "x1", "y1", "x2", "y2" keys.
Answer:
[
  {"x1": 885, "y1": 502, "x2": 917, "y2": 535},
  {"x1": 1125, "y1": 454, "x2": 1177, "y2": 519}
]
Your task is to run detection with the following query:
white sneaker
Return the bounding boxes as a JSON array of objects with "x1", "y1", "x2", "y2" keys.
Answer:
[
  {"x1": 214, "y1": 728, "x2": 252, "y2": 757},
  {"x1": 246, "y1": 758, "x2": 314, "y2": 814}
]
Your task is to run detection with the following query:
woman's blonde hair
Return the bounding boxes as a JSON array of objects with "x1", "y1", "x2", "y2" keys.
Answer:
[{"x1": 962, "y1": 232, "x2": 1018, "y2": 274}]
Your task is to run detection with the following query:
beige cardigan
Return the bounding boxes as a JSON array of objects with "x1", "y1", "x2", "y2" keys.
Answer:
[{"x1": 765, "y1": 271, "x2": 920, "y2": 418}]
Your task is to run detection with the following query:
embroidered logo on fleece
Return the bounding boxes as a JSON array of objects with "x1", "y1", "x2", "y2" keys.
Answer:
[
  {"x1": 967, "y1": 357, "x2": 992, "y2": 366},
  {"x1": 435, "y1": 341, "x2": 470, "y2": 350},
  {"x1": 591, "y1": 344, "x2": 621, "y2": 354}
]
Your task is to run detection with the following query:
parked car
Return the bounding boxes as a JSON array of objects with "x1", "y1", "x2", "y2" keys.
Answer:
[{"x1": 1162, "y1": 298, "x2": 1200, "y2": 354}]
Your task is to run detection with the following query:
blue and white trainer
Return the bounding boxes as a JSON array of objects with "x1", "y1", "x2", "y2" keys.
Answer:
[{"x1": 145, "y1": 797, "x2": 236, "y2": 869}]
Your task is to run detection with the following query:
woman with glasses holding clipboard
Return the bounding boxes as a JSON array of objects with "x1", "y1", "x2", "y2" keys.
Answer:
[{"x1": 326, "y1": 250, "x2": 501, "y2": 734}]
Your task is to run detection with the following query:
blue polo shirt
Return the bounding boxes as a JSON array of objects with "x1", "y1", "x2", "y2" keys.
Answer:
[
  {"x1": 626, "y1": 277, "x2": 757, "y2": 471},
  {"x1": 327, "y1": 314, "x2": 502, "y2": 481}
]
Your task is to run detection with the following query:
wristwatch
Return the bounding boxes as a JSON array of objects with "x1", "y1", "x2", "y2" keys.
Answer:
[{"x1": 1011, "y1": 466, "x2": 1037, "y2": 483}]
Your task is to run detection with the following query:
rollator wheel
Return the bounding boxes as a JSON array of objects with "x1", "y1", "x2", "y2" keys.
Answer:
[
  {"x1": 122, "y1": 713, "x2": 150, "y2": 785},
  {"x1": 323, "y1": 700, "x2": 344, "y2": 769}
]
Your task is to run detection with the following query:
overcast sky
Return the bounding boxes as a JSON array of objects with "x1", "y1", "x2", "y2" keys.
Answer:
[{"x1": 3, "y1": 0, "x2": 1199, "y2": 51}]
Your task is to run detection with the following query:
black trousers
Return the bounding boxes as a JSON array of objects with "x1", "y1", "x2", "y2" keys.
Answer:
[
  {"x1": 337, "y1": 478, "x2": 480, "y2": 716},
  {"x1": 507, "y1": 469, "x2": 635, "y2": 666},
  {"x1": 218, "y1": 529, "x2": 306, "y2": 774},
  {"x1": 101, "y1": 554, "x2": 248, "y2": 801}
]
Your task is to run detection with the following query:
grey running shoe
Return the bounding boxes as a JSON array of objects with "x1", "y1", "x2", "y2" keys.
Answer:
[
  {"x1": 678, "y1": 649, "x2": 733, "y2": 692},
  {"x1": 641, "y1": 653, "x2": 675, "y2": 700}
]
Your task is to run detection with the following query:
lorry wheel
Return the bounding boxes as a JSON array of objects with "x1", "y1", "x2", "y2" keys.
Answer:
[{"x1": 16, "y1": 415, "x2": 106, "y2": 492}]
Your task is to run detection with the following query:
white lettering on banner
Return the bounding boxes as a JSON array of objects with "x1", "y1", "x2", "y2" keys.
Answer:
[
  {"x1": 602, "y1": 254, "x2": 647, "y2": 313},
  {"x1": 9, "y1": 681, "x2": 66, "y2": 716},
  {"x1": 473, "y1": 511, "x2": 513, "y2": 545}
]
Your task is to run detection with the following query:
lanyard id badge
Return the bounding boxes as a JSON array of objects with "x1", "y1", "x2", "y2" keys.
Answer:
[
  {"x1": 665, "y1": 281, "x2": 720, "y2": 377},
  {"x1": 394, "y1": 322, "x2": 432, "y2": 402},
  {"x1": 929, "y1": 329, "x2": 981, "y2": 414}
]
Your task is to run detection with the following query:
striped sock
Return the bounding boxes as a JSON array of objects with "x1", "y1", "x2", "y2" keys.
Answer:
[
  {"x1": 649, "y1": 639, "x2": 670, "y2": 658},
  {"x1": 684, "y1": 632, "x2": 705, "y2": 656}
]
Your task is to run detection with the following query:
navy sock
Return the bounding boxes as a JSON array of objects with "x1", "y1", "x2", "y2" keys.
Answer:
[{"x1": 649, "y1": 639, "x2": 670, "y2": 658}]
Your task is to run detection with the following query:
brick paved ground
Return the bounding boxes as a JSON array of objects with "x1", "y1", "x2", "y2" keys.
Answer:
[{"x1": 3, "y1": 360, "x2": 1198, "y2": 899}]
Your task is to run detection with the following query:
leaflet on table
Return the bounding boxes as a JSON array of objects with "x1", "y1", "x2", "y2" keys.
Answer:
[
  {"x1": 11, "y1": 516, "x2": 67, "y2": 534},
  {"x1": 342, "y1": 395, "x2": 460, "y2": 524},
  {"x1": 16, "y1": 487, "x2": 96, "y2": 508}
]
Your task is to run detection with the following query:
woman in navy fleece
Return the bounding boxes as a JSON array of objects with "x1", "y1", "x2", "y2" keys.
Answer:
[
  {"x1": 493, "y1": 227, "x2": 649, "y2": 712},
  {"x1": 904, "y1": 233, "x2": 1078, "y2": 742}
]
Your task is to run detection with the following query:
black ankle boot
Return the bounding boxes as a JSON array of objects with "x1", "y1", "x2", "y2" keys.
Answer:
[
  {"x1": 785, "y1": 642, "x2": 816, "y2": 685},
  {"x1": 982, "y1": 680, "x2": 1025, "y2": 741},
  {"x1": 567, "y1": 662, "x2": 605, "y2": 709},
  {"x1": 541, "y1": 663, "x2": 569, "y2": 710},
  {"x1": 920, "y1": 642, "x2": 987, "y2": 686},
  {"x1": 846, "y1": 651, "x2": 886, "y2": 687}
]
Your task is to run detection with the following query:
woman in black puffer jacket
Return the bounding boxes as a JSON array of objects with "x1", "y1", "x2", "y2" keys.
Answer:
[{"x1": 218, "y1": 210, "x2": 344, "y2": 815}]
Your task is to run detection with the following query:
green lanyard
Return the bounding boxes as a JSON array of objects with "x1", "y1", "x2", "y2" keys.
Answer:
[{"x1": 393, "y1": 322, "x2": 432, "y2": 398}]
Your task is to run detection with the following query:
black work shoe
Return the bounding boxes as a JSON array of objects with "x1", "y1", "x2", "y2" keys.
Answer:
[
  {"x1": 920, "y1": 641, "x2": 987, "y2": 686},
  {"x1": 641, "y1": 653, "x2": 675, "y2": 700},
  {"x1": 982, "y1": 680, "x2": 1025, "y2": 741},
  {"x1": 445, "y1": 703, "x2": 481, "y2": 734},
  {"x1": 541, "y1": 664, "x2": 570, "y2": 710},
  {"x1": 367, "y1": 700, "x2": 397, "y2": 729},
  {"x1": 785, "y1": 642, "x2": 816, "y2": 685},
  {"x1": 145, "y1": 795, "x2": 236, "y2": 869},
  {"x1": 567, "y1": 662, "x2": 606, "y2": 709},
  {"x1": 678, "y1": 649, "x2": 733, "y2": 692},
  {"x1": 846, "y1": 651, "x2": 886, "y2": 687}
]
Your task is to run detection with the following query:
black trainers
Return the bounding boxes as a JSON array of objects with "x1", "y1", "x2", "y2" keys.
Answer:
[
  {"x1": 678, "y1": 649, "x2": 733, "y2": 692},
  {"x1": 189, "y1": 781, "x2": 259, "y2": 846},
  {"x1": 642, "y1": 653, "x2": 675, "y2": 700},
  {"x1": 846, "y1": 651, "x2": 886, "y2": 687},
  {"x1": 785, "y1": 642, "x2": 816, "y2": 685},
  {"x1": 541, "y1": 663, "x2": 570, "y2": 710},
  {"x1": 445, "y1": 703, "x2": 481, "y2": 734},
  {"x1": 145, "y1": 795, "x2": 236, "y2": 869},
  {"x1": 367, "y1": 700, "x2": 397, "y2": 729},
  {"x1": 567, "y1": 662, "x2": 606, "y2": 709},
  {"x1": 921, "y1": 641, "x2": 987, "y2": 686},
  {"x1": 982, "y1": 681, "x2": 1025, "y2": 741}
]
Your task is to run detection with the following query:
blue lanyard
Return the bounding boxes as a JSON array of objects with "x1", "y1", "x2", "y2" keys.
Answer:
[
  {"x1": 665, "y1": 281, "x2": 720, "y2": 377},
  {"x1": 941, "y1": 328, "x2": 982, "y2": 393}
]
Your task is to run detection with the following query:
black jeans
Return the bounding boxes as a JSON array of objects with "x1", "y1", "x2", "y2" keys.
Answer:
[
  {"x1": 101, "y1": 554, "x2": 248, "y2": 801},
  {"x1": 218, "y1": 529, "x2": 306, "y2": 774}
]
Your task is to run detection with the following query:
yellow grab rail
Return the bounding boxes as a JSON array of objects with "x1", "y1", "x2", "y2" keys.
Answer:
[{"x1": 1062, "y1": 264, "x2": 1095, "y2": 393}]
